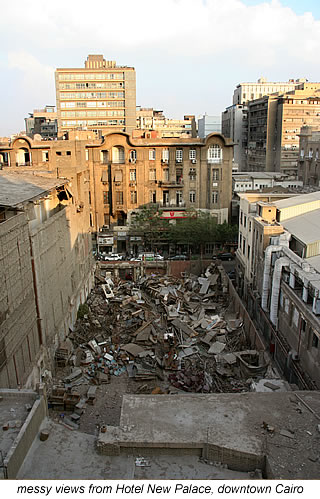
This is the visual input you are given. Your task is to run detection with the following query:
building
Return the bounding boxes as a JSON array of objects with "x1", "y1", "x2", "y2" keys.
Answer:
[
  {"x1": 0, "y1": 132, "x2": 233, "y2": 254},
  {"x1": 235, "y1": 190, "x2": 320, "y2": 387},
  {"x1": 233, "y1": 171, "x2": 303, "y2": 193},
  {"x1": 135, "y1": 108, "x2": 196, "y2": 138},
  {"x1": 55, "y1": 55, "x2": 136, "y2": 137},
  {"x1": 247, "y1": 83, "x2": 320, "y2": 174},
  {"x1": 298, "y1": 125, "x2": 320, "y2": 187},
  {"x1": 232, "y1": 77, "x2": 306, "y2": 106},
  {"x1": 25, "y1": 106, "x2": 58, "y2": 140},
  {"x1": 197, "y1": 115, "x2": 221, "y2": 138},
  {"x1": 0, "y1": 170, "x2": 94, "y2": 388},
  {"x1": 222, "y1": 105, "x2": 247, "y2": 169}
]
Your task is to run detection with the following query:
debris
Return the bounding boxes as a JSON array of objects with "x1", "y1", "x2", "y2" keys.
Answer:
[
  {"x1": 280, "y1": 429, "x2": 295, "y2": 439},
  {"x1": 135, "y1": 457, "x2": 150, "y2": 467},
  {"x1": 39, "y1": 430, "x2": 50, "y2": 441},
  {"x1": 208, "y1": 341, "x2": 226, "y2": 355}
]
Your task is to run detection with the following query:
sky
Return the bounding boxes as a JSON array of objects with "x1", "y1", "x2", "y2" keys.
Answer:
[{"x1": 1, "y1": 0, "x2": 320, "y2": 135}]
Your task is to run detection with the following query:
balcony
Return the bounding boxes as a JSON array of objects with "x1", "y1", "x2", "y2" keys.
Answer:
[
  {"x1": 159, "y1": 200, "x2": 186, "y2": 208},
  {"x1": 158, "y1": 179, "x2": 184, "y2": 188}
]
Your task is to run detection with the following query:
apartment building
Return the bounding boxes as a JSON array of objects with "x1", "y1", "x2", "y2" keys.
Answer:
[
  {"x1": 136, "y1": 108, "x2": 196, "y2": 138},
  {"x1": 55, "y1": 55, "x2": 136, "y2": 136},
  {"x1": 25, "y1": 106, "x2": 58, "y2": 139},
  {"x1": 0, "y1": 171, "x2": 94, "y2": 388},
  {"x1": 236, "y1": 191, "x2": 320, "y2": 387},
  {"x1": 197, "y1": 115, "x2": 221, "y2": 138},
  {"x1": 298, "y1": 125, "x2": 320, "y2": 187},
  {"x1": 246, "y1": 83, "x2": 320, "y2": 174},
  {"x1": 0, "y1": 132, "x2": 233, "y2": 253},
  {"x1": 222, "y1": 104, "x2": 248, "y2": 169},
  {"x1": 232, "y1": 77, "x2": 306, "y2": 106},
  {"x1": 233, "y1": 172, "x2": 303, "y2": 193}
]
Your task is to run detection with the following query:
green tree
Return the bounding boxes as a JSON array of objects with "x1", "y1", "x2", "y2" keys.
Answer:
[{"x1": 129, "y1": 204, "x2": 168, "y2": 251}]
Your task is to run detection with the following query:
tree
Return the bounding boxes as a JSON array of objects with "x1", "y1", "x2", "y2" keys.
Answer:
[{"x1": 129, "y1": 204, "x2": 168, "y2": 251}]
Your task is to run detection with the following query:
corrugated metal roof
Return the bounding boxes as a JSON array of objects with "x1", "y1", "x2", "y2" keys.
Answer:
[
  {"x1": 0, "y1": 172, "x2": 67, "y2": 207},
  {"x1": 282, "y1": 209, "x2": 320, "y2": 245}
]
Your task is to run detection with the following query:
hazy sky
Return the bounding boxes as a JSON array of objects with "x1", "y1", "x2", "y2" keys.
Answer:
[{"x1": 1, "y1": 0, "x2": 320, "y2": 135}]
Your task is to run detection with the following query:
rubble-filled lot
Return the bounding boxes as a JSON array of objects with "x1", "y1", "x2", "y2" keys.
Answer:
[{"x1": 48, "y1": 263, "x2": 277, "y2": 435}]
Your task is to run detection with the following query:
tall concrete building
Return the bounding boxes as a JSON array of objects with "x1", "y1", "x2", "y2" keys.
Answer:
[
  {"x1": 298, "y1": 126, "x2": 320, "y2": 187},
  {"x1": 233, "y1": 77, "x2": 306, "y2": 106},
  {"x1": 197, "y1": 115, "x2": 221, "y2": 138},
  {"x1": 221, "y1": 104, "x2": 247, "y2": 169},
  {"x1": 247, "y1": 83, "x2": 320, "y2": 174},
  {"x1": 55, "y1": 55, "x2": 136, "y2": 137}
]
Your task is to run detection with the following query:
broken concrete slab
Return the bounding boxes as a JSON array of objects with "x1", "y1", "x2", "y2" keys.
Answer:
[{"x1": 208, "y1": 341, "x2": 226, "y2": 355}]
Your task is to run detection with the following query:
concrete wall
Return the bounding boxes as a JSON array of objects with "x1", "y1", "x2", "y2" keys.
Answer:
[
  {"x1": 30, "y1": 204, "x2": 94, "y2": 369},
  {"x1": 2, "y1": 390, "x2": 47, "y2": 478},
  {"x1": 0, "y1": 213, "x2": 40, "y2": 388}
]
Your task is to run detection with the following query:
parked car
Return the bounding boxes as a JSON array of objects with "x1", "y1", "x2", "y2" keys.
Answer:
[
  {"x1": 213, "y1": 252, "x2": 234, "y2": 261},
  {"x1": 103, "y1": 253, "x2": 123, "y2": 261},
  {"x1": 168, "y1": 254, "x2": 188, "y2": 260},
  {"x1": 227, "y1": 270, "x2": 236, "y2": 280},
  {"x1": 154, "y1": 254, "x2": 164, "y2": 261}
]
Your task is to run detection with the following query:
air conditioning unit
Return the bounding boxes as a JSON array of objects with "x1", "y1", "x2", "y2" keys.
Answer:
[
  {"x1": 176, "y1": 159, "x2": 182, "y2": 163},
  {"x1": 191, "y1": 159, "x2": 197, "y2": 164},
  {"x1": 162, "y1": 158, "x2": 168, "y2": 163}
]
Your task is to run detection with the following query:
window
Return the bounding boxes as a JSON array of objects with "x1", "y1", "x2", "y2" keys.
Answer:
[
  {"x1": 112, "y1": 146, "x2": 125, "y2": 164},
  {"x1": 103, "y1": 191, "x2": 109, "y2": 204},
  {"x1": 56, "y1": 151, "x2": 62, "y2": 156},
  {"x1": 101, "y1": 170, "x2": 108, "y2": 183},
  {"x1": 114, "y1": 170, "x2": 123, "y2": 182},
  {"x1": 130, "y1": 149, "x2": 137, "y2": 163},
  {"x1": 244, "y1": 215, "x2": 247, "y2": 228},
  {"x1": 208, "y1": 144, "x2": 222, "y2": 163},
  {"x1": 212, "y1": 169, "x2": 219, "y2": 181},
  {"x1": 130, "y1": 191, "x2": 137, "y2": 204},
  {"x1": 103, "y1": 213, "x2": 109, "y2": 226},
  {"x1": 129, "y1": 169, "x2": 136, "y2": 181},
  {"x1": 42, "y1": 151, "x2": 49, "y2": 162},
  {"x1": 212, "y1": 191, "x2": 218, "y2": 204},
  {"x1": 66, "y1": 151, "x2": 71, "y2": 156},
  {"x1": 150, "y1": 191, "x2": 156, "y2": 203},
  {"x1": 100, "y1": 150, "x2": 109, "y2": 163},
  {"x1": 249, "y1": 221, "x2": 252, "y2": 232},
  {"x1": 312, "y1": 332, "x2": 319, "y2": 348},
  {"x1": 189, "y1": 168, "x2": 196, "y2": 180},
  {"x1": 176, "y1": 191, "x2": 183, "y2": 205},
  {"x1": 162, "y1": 148, "x2": 169, "y2": 162},
  {"x1": 176, "y1": 149, "x2": 183, "y2": 163},
  {"x1": 189, "y1": 149, "x2": 196, "y2": 160},
  {"x1": 189, "y1": 190, "x2": 196, "y2": 203},
  {"x1": 149, "y1": 169, "x2": 156, "y2": 181},
  {"x1": 243, "y1": 238, "x2": 246, "y2": 255},
  {"x1": 116, "y1": 191, "x2": 123, "y2": 204},
  {"x1": 85, "y1": 149, "x2": 89, "y2": 161},
  {"x1": 149, "y1": 148, "x2": 156, "y2": 160},
  {"x1": 161, "y1": 168, "x2": 168, "y2": 181}
]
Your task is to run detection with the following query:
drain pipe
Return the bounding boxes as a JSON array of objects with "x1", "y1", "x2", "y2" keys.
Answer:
[
  {"x1": 269, "y1": 257, "x2": 290, "y2": 328},
  {"x1": 261, "y1": 245, "x2": 283, "y2": 311}
]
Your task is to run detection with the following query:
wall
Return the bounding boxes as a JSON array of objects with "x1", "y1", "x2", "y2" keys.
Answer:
[
  {"x1": 30, "y1": 204, "x2": 94, "y2": 368},
  {"x1": 0, "y1": 213, "x2": 40, "y2": 388},
  {"x1": 2, "y1": 390, "x2": 47, "y2": 478}
]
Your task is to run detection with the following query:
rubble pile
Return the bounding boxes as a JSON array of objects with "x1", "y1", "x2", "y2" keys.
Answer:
[{"x1": 49, "y1": 263, "x2": 271, "y2": 425}]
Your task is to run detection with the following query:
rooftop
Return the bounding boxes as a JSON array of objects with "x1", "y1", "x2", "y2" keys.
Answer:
[
  {"x1": 0, "y1": 172, "x2": 67, "y2": 207},
  {"x1": 274, "y1": 191, "x2": 320, "y2": 210},
  {"x1": 282, "y1": 209, "x2": 320, "y2": 245}
]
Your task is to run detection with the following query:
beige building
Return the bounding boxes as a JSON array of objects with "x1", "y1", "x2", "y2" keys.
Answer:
[
  {"x1": 298, "y1": 125, "x2": 320, "y2": 187},
  {"x1": 0, "y1": 132, "x2": 233, "y2": 253},
  {"x1": 233, "y1": 77, "x2": 306, "y2": 106},
  {"x1": 55, "y1": 55, "x2": 136, "y2": 137},
  {"x1": 135, "y1": 108, "x2": 196, "y2": 138},
  {"x1": 235, "y1": 191, "x2": 320, "y2": 387},
  {"x1": 247, "y1": 83, "x2": 320, "y2": 173},
  {"x1": 0, "y1": 171, "x2": 94, "y2": 388}
]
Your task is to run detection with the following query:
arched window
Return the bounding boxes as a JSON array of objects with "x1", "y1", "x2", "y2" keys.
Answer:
[
  {"x1": 112, "y1": 146, "x2": 125, "y2": 164},
  {"x1": 16, "y1": 148, "x2": 31, "y2": 166},
  {"x1": 207, "y1": 144, "x2": 222, "y2": 163},
  {"x1": 129, "y1": 149, "x2": 137, "y2": 163}
]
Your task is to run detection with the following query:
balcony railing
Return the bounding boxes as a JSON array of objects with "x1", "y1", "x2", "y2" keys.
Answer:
[
  {"x1": 158, "y1": 180, "x2": 184, "y2": 187},
  {"x1": 159, "y1": 200, "x2": 186, "y2": 208}
]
